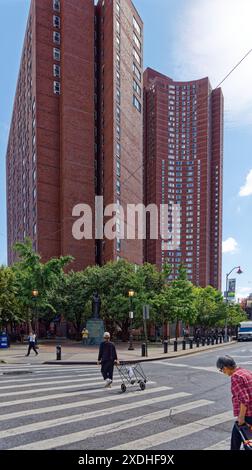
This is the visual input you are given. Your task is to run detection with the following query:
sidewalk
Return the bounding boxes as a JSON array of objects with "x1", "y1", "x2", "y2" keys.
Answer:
[{"x1": 0, "y1": 339, "x2": 236, "y2": 365}]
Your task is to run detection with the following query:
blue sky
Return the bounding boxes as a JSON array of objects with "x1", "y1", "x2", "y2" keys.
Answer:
[{"x1": 1, "y1": 0, "x2": 252, "y2": 299}]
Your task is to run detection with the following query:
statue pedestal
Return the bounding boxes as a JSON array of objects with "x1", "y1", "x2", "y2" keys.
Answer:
[{"x1": 86, "y1": 319, "x2": 104, "y2": 345}]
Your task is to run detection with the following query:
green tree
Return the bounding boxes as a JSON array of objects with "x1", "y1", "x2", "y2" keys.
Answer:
[
  {"x1": 169, "y1": 264, "x2": 196, "y2": 337},
  {"x1": 13, "y1": 239, "x2": 73, "y2": 330},
  {"x1": 0, "y1": 266, "x2": 23, "y2": 328}
]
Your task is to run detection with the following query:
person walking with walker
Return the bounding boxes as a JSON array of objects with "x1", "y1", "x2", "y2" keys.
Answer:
[{"x1": 97, "y1": 332, "x2": 119, "y2": 388}]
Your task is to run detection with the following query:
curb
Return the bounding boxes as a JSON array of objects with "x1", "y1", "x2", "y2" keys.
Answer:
[{"x1": 43, "y1": 341, "x2": 237, "y2": 365}]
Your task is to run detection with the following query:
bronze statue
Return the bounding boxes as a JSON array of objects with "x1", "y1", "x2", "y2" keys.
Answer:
[{"x1": 92, "y1": 291, "x2": 101, "y2": 319}]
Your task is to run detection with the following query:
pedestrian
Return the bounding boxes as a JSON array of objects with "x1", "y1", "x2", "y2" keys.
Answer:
[
  {"x1": 81, "y1": 327, "x2": 89, "y2": 345},
  {"x1": 26, "y1": 331, "x2": 38, "y2": 356},
  {"x1": 97, "y1": 332, "x2": 119, "y2": 388},
  {"x1": 216, "y1": 355, "x2": 252, "y2": 450}
]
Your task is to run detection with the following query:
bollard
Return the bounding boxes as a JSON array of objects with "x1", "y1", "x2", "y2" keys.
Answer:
[
  {"x1": 141, "y1": 343, "x2": 148, "y2": 357},
  {"x1": 215, "y1": 337, "x2": 219, "y2": 344},
  {"x1": 202, "y1": 338, "x2": 205, "y2": 347},
  {"x1": 219, "y1": 336, "x2": 222, "y2": 344},
  {"x1": 189, "y1": 339, "x2": 193, "y2": 349},
  {"x1": 182, "y1": 340, "x2": 186, "y2": 350},
  {"x1": 174, "y1": 340, "x2": 178, "y2": 352},
  {"x1": 56, "y1": 344, "x2": 61, "y2": 360},
  {"x1": 196, "y1": 338, "x2": 200, "y2": 348},
  {"x1": 211, "y1": 337, "x2": 215, "y2": 345},
  {"x1": 227, "y1": 335, "x2": 230, "y2": 342},
  {"x1": 163, "y1": 340, "x2": 168, "y2": 354},
  {"x1": 207, "y1": 337, "x2": 210, "y2": 346}
]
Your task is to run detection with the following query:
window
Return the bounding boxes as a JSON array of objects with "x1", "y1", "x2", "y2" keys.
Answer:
[
  {"x1": 116, "y1": 106, "x2": 120, "y2": 122},
  {"x1": 133, "y1": 32, "x2": 141, "y2": 51},
  {"x1": 53, "y1": 0, "x2": 60, "y2": 11},
  {"x1": 53, "y1": 31, "x2": 60, "y2": 44},
  {"x1": 133, "y1": 48, "x2": 141, "y2": 65},
  {"x1": 116, "y1": 70, "x2": 120, "y2": 86},
  {"x1": 133, "y1": 16, "x2": 142, "y2": 37},
  {"x1": 53, "y1": 64, "x2": 60, "y2": 77},
  {"x1": 116, "y1": 20, "x2": 120, "y2": 34},
  {"x1": 116, "y1": 179, "x2": 121, "y2": 195},
  {"x1": 116, "y1": 2, "x2": 120, "y2": 16},
  {"x1": 116, "y1": 160, "x2": 120, "y2": 177},
  {"x1": 116, "y1": 142, "x2": 121, "y2": 157},
  {"x1": 53, "y1": 81, "x2": 61, "y2": 95},
  {"x1": 116, "y1": 124, "x2": 120, "y2": 139},
  {"x1": 53, "y1": 48, "x2": 60, "y2": 61},
  {"x1": 116, "y1": 238, "x2": 121, "y2": 252},
  {"x1": 133, "y1": 63, "x2": 141, "y2": 81},
  {"x1": 116, "y1": 53, "x2": 120, "y2": 69},
  {"x1": 133, "y1": 79, "x2": 141, "y2": 97},
  {"x1": 116, "y1": 88, "x2": 121, "y2": 104},
  {"x1": 133, "y1": 95, "x2": 141, "y2": 112},
  {"x1": 33, "y1": 223, "x2": 37, "y2": 236},
  {"x1": 53, "y1": 15, "x2": 60, "y2": 28}
]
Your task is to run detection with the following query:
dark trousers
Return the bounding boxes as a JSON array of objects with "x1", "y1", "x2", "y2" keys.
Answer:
[
  {"x1": 231, "y1": 416, "x2": 252, "y2": 450},
  {"x1": 101, "y1": 360, "x2": 114, "y2": 381},
  {"x1": 27, "y1": 342, "x2": 38, "y2": 356}
]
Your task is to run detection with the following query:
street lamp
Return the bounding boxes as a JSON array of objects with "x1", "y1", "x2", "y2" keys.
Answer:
[
  {"x1": 128, "y1": 289, "x2": 135, "y2": 350},
  {"x1": 32, "y1": 289, "x2": 39, "y2": 334},
  {"x1": 224, "y1": 266, "x2": 243, "y2": 342}
]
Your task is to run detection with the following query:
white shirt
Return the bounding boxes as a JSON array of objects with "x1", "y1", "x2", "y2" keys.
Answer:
[{"x1": 28, "y1": 334, "x2": 36, "y2": 343}]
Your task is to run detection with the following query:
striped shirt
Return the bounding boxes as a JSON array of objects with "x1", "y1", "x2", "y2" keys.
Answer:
[{"x1": 231, "y1": 367, "x2": 252, "y2": 417}]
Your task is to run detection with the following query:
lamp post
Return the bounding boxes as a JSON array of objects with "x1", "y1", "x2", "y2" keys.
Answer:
[
  {"x1": 224, "y1": 266, "x2": 242, "y2": 342},
  {"x1": 128, "y1": 289, "x2": 135, "y2": 351},
  {"x1": 32, "y1": 289, "x2": 39, "y2": 335}
]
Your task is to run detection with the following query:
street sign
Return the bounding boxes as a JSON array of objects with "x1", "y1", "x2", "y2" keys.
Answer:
[
  {"x1": 228, "y1": 278, "x2": 236, "y2": 298},
  {"x1": 143, "y1": 305, "x2": 150, "y2": 320}
]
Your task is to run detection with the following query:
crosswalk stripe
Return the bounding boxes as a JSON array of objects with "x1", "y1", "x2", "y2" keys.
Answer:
[
  {"x1": 110, "y1": 411, "x2": 233, "y2": 450},
  {"x1": 0, "y1": 386, "x2": 172, "y2": 422},
  {"x1": 0, "y1": 372, "x2": 99, "y2": 384},
  {"x1": 0, "y1": 364, "x2": 99, "y2": 374},
  {"x1": 10, "y1": 399, "x2": 213, "y2": 450},
  {"x1": 153, "y1": 361, "x2": 218, "y2": 374},
  {"x1": 0, "y1": 373, "x2": 101, "y2": 389},
  {"x1": 0, "y1": 391, "x2": 190, "y2": 440},
  {"x1": 204, "y1": 437, "x2": 230, "y2": 450},
  {"x1": 0, "y1": 378, "x2": 124, "y2": 398},
  {"x1": 0, "y1": 380, "x2": 156, "y2": 408}
]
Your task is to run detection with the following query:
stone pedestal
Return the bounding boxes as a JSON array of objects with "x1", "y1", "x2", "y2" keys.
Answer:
[{"x1": 86, "y1": 319, "x2": 104, "y2": 345}]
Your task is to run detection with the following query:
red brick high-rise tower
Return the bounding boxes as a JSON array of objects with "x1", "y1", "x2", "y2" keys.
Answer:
[
  {"x1": 95, "y1": 0, "x2": 143, "y2": 265},
  {"x1": 6, "y1": 0, "x2": 144, "y2": 269},
  {"x1": 144, "y1": 68, "x2": 223, "y2": 289}
]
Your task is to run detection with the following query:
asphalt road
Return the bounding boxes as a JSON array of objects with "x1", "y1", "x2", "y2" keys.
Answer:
[{"x1": 0, "y1": 341, "x2": 251, "y2": 450}]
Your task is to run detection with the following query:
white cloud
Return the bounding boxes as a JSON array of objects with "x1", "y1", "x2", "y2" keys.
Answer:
[
  {"x1": 239, "y1": 169, "x2": 252, "y2": 196},
  {"x1": 236, "y1": 287, "x2": 251, "y2": 300},
  {"x1": 172, "y1": 0, "x2": 252, "y2": 126},
  {"x1": 222, "y1": 237, "x2": 239, "y2": 254}
]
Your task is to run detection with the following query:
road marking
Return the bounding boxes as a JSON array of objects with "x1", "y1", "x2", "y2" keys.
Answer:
[
  {"x1": 0, "y1": 376, "x2": 140, "y2": 397},
  {"x1": 204, "y1": 437, "x2": 230, "y2": 450},
  {"x1": 110, "y1": 411, "x2": 233, "y2": 450},
  {"x1": 10, "y1": 399, "x2": 213, "y2": 450},
  {"x1": 0, "y1": 374, "x2": 101, "y2": 389},
  {"x1": 0, "y1": 391, "x2": 190, "y2": 440},
  {"x1": 0, "y1": 386, "x2": 172, "y2": 422},
  {"x1": 0, "y1": 380, "x2": 155, "y2": 408},
  {"x1": 152, "y1": 361, "x2": 218, "y2": 373}
]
